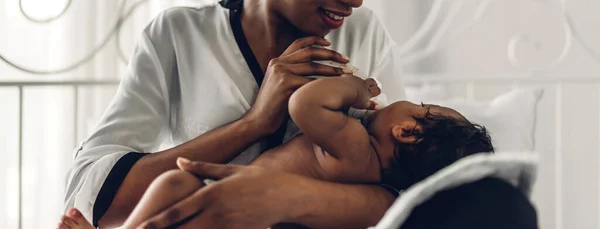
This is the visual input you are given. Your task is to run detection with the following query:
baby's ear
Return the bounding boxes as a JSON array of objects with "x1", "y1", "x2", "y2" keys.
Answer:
[{"x1": 392, "y1": 122, "x2": 421, "y2": 144}]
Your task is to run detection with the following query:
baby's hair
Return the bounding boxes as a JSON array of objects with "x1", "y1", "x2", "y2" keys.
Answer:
[{"x1": 382, "y1": 110, "x2": 494, "y2": 191}]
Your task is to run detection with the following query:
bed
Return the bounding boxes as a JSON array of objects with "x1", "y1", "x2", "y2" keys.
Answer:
[{"x1": 371, "y1": 0, "x2": 600, "y2": 228}]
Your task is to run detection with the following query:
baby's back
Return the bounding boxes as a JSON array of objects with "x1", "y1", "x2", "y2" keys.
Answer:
[
  {"x1": 249, "y1": 135, "x2": 339, "y2": 181},
  {"x1": 249, "y1": 134, "x2": 378, "y2": 183}
]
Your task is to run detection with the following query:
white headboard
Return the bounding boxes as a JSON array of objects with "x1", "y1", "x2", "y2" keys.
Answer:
[{"x1": 390, "y1": 1, "x2": 600, "y2": 229}]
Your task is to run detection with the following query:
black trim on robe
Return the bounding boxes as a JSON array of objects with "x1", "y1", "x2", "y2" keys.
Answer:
[
  {"x1": 401, "y1": 177, "x2": 539, "y2": 229},
  {"x1": 227, "y1": 1, "x2": 288, "y2": 152},
  {"x1": 92, "y1": 152, "x2": 149, "y2": 227},
  {"x1": 228, "y1": 4, "x2": 263, "y2": 86},
  {"x1": 90, "y1": 2, "x2": 284, "y2": 225}
]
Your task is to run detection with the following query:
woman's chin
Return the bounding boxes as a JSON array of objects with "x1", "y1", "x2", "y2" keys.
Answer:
[{"x1": 297, "y1": 24, "x2": 332, "y2": 37}]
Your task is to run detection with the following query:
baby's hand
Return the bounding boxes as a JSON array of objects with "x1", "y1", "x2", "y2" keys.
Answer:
[
  {"x1": 360, "y1": 78, "x2": 381, "y2": 110},
  {"x1": 364, "y1": 78, "x2": 381, "y2": 98},
  {"x1": 341, "y1": 75, "x2": 381, "y2": 110}
]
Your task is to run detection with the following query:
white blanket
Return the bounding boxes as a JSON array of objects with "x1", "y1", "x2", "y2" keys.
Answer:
[{"x1": 371, "y1": 152, "x2": 539, "y2": 229}]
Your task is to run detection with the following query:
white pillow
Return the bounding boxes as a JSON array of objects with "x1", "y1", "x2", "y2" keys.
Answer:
[{"x1": 426, "y1": 88, "x2": 544, "y2": 152}]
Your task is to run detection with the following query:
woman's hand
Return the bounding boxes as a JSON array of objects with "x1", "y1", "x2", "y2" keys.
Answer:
[
  {"x1": 244, "y1": 36, "x2": 354, "y2": 135},
  {"x1": 135, "y1": 160, "x2": 312, "y2": 229},
  {"x1": 136, "y1": 159, "x2": 394, "y2": 229}
]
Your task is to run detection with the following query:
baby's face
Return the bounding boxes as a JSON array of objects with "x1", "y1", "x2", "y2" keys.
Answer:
[{"x1": 364, "y1": 101, "x2": 464, "y2": 169}]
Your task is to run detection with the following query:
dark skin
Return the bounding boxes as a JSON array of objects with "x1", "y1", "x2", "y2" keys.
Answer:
[
  {"x1": 58, "y1": 73, "x2": 460, "y2": 229},
  {"x1": 126, "y1": 75, "x2": 384, "y2": 229},
  {"x1": 243, "y1": 0, "x2": 360, "y2": 70},
  {"x1": 98, "y1": 37, "x2": 351, "y2": 227},
  {"x1": 94, "y1": 0, "x2": 389, "y2": 228},
  {"x1": 134, "y1": 76, "x2": 463, "y2": 229}
]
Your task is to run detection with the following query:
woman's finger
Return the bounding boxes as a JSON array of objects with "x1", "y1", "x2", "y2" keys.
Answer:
[
  {"x1": 286, "y1": 62, "x2": 352, "y2": 76},
  {"x1": 281, "y1": 73, "x2": 316, "y2": 90},
  {"x1": 177, "y1": 158, "x2": 243, "y2": 180},
  {"x1": 136, "y1": 188, "x2": 208, "y2": 229},
  {"x1": 281, "y1": 46, "x2": 350, "y2": 64},
  {"x1": 367, "y1": 100, "x2": 379, "y2": 110},
  {"x1": 282, "y1": 36, "x2": 331, "y2": 56}
]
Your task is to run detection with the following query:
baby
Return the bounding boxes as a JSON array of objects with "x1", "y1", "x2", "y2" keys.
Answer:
[{"x1": 57, "y1": 75, "x2": 494, "y2": 229}]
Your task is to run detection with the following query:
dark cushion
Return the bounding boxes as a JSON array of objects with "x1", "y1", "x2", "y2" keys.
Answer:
[{"x1": 400, "y1": 177, "x2": 538, "y2": 229}]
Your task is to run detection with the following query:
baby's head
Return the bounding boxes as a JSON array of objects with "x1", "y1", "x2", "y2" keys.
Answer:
[{"x1": 364, "y1": 101, "x2": 494, "y2": 191}]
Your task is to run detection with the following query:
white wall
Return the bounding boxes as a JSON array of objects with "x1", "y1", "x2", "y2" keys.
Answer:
[
  {"x1": 365, "y1": 0, "x2": 433, "y2": 73},
  {"x1": 379, "y1": 1, "x2": 600, "y2": 229},
  {"x1": 441, "y1": 2, "x2": 600, "y2": 229}
]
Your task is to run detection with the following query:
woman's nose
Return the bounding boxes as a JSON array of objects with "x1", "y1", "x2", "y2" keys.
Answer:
[{"x1": 339, "y1": 0, "x2": 363, "y2": 8}]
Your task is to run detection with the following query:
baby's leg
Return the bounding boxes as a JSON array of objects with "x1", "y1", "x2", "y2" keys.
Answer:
[
  {"x1": 121, "y1": 169, "x2": 205, "y2": 228},
  {"x1": 57, "y1": 170, "x2": 204, "y2": 229}
]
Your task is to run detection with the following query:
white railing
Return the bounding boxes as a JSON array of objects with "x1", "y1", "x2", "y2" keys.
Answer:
[{"x1": 0, "y1": 80, "x2": 119, "y2": 229}]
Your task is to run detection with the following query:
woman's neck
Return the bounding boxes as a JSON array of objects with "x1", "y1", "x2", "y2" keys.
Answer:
[{"x1": 241, "y1": 0, "x2": 304, "y2": 72}]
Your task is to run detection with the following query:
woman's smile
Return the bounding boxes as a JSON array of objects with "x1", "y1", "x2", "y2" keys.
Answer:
[{"x1": 319, "y1": 7, "x2": 351, "y2": 29}]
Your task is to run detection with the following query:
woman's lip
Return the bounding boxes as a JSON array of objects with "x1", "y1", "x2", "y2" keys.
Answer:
[
  {"x1": 319, "y1": 10, "x2": 344, "y2": 29},
  {"x1": 321, "y1": 8, "x2": 352, "y2": 17}
]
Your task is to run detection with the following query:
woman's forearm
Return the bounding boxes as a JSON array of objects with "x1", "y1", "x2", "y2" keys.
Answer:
[
  {"x1": 98, "y1": 117, "x2": 266, "y2": 227},
  {"x1": 289, "y1": 178, "x2": 396, "y2": 229}
]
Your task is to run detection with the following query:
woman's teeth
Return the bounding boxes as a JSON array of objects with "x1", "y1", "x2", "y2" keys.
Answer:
[{"x1": 323, "y1": 10, "x2": 344, "y2": 21}]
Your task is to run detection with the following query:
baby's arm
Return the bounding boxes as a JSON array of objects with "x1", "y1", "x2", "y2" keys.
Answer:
[{"x1": 289, "y1": 75, "x2": 377, "y2": 160}]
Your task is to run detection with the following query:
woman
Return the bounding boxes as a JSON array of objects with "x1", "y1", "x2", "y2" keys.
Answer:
[{"x1": 63, "y1": 0, "x2": 405, "y2": 228}]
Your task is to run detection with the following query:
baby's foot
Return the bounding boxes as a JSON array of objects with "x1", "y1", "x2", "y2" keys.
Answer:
[{"x1": 57, "y1": 208, "x2": 95, "y2": 229}]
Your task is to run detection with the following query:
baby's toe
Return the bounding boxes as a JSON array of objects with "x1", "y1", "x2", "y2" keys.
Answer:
[
  {"x1": 67, "y1": 209, "x2": 84, "y2": 223},
  {"x1": 66, "y1": 208, "x2": 94, "y2": 229},
  {"x1": 56, "y1": 220, "x2": 69, "y2": 229},
  {"x1": 61, "y1": 215, "x2": 78, "y2": 228}
]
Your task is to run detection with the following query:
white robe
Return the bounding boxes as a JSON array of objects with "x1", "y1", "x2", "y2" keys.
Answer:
[{"x1": 63, "y1": 2, "x2": 405, "y2": 223}]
